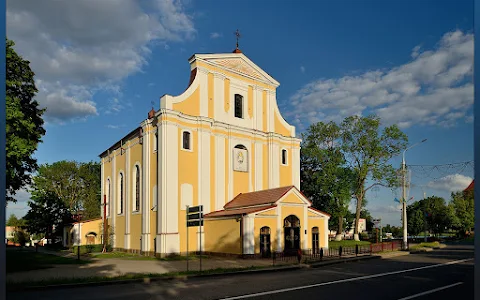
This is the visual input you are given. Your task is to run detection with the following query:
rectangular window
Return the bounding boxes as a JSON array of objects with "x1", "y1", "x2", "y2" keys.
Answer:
[
  {"x1": 154, "y1": 132, "x2": 158, "y2": 152},
  {"x1": 183, "y1": 131, "x2": 191, "y2": 150},
  {"x1": 282, "y1": 149, "x2": 287, "y2": 165},
  {"x1": 234, "y1": 94, "x2": 243, "y2": 118}
]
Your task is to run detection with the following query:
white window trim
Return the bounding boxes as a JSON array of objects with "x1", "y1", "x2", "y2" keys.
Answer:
[
  {"x1": 234, "y1": 94, "x2": 245, "y2": 119},
  {"x1": 132, "y1": 163, "x2": 141, "y2": 214},
  {"x1": 281, "y1": 148, "x2": 288, "y2": 166},
  {"x1": 181, "y1": 129, "x2": 193, "y2": 152},
  {"x1": 118, "y1": 171, "x2": 125, "y2": 215},
  {"x1": 153, "y1": 131, "x2": 158, "y2": 153}
]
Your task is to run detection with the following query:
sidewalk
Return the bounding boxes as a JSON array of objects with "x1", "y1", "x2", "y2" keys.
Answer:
[{"x1": 6, "y1": 253, "x2": 289, "y2": 284}]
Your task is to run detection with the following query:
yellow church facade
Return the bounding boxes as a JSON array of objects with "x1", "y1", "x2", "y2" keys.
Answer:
[{"x1": 99, "y1": 48, "x2": 330, "y2": 257}]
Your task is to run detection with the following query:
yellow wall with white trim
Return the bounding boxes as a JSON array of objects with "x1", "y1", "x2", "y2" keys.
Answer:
[{"x1": 205, "y1": 218, "x2": 241, "y2": 254}]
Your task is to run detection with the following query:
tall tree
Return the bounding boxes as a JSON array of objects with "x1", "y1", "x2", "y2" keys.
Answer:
[
  {"x1": 449, "y1": 191, "x2": 474, "y2": 235},
  {"x1": 24, "y1": 191, "x2": 73, "y2": 237},
  {"x1": 406, "y1": 200, "x2": 425, "y2": 236},
  {"x1": 6, "y1": 38, "x2": 46, "y2": 202},
  {"x1": 301, "y1": 121, "x2": 354, "y2": 240},
  {"x1": 32, "y1": 160, "x2": 101, "y2": 219},
  {"x1": 340, "y1": 115, "x2": 408, "y2": 241}
]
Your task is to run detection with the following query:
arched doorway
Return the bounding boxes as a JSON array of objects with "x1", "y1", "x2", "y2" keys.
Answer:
[
  {"x1": 260, "y1": 226, "x2": 271, "y2": 258},
  {"x1": 312, "y1": 227, "x2": 319, "y2": 254},
  {"x1": 284, "y1": 215, "x2": 300, "y2": 254}
]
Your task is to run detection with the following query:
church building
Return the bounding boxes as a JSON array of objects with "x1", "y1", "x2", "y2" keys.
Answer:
[{"x1": 99, "y1": 44, "x2": 330, "y2": 257}]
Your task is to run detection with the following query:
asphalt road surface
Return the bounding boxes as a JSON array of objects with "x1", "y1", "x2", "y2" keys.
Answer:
[{"x1": 7, "y1": 245, "x2": 474, "y2": 300}]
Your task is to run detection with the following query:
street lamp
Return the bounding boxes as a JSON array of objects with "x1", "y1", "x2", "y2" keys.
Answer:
[{"x1": 402, "y1": 138, "x2": 427, "y2": 250}]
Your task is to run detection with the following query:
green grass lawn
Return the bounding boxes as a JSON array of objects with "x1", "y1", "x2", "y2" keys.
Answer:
[
  {"x1": 409, "y1": 241, "x2": 441, "y2": 250},
  {"x1": 6, "y1": 249, "x2": 89, "y2": 274},
  {"x1": 328, "y1": 240, "x2": 371, "y2": 249},
  {"x1": 90, "y1": 251, "x2": 209, "y2": 261}
]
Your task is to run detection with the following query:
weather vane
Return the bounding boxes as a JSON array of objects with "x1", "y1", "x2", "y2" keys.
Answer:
[{"x1": 234, "y1": 29, "x2": 241, "y2": 49}]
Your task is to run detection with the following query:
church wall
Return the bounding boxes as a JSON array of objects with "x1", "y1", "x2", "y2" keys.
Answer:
[
  {"x1": 209, "y1": 135, "x2": 216, "y2": 214},
  {"x1": 172, "y1": 85, "x2": 200, "y2": 117},
  {"x1": 253, "y1": 217, "x2": 277, "y2": 254},
  {"x1": 274, "y1": 112, "x2": 292, "y2": 137},
  {"x1": 208, "y1": 72, "x2": 215, "y2": 119},
  {"x1": 177, "y1": 126, "x2": 199, "y2": 253},
  {"x1": 307, "y1": 217, "x2": 328, "y2": 249},
  {"x1": 279, "y1": 146, "x2": 293, "y2": 187},
  {"x1": 263, "y1": 144, "x2": 269, "y2": 190},
  {"x1": 204, "y1": 218, "x2": 241, "y2": 254},
  {"x1": 129, "y1": 142, "x2": 142, "y2": 251},
  {"x1": 114, "y1": 150, "x2": 126, "y2": 250}
]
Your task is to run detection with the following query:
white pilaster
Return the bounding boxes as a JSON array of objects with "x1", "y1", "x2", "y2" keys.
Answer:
[
  {"x1": 157, "y1": 114, "x2": 180, "y2": 254},
  {"x1": 243, "y1": 215, "x2": 255, "y2": 255},
  {"x1": 111, "y1": 154, "x2": 116, "y2": 248},
  {"x1": 101, "y1": 160, "x2": 104, "y2": 219},
  {"x1": 199, "y1": 128, "x2": 211, "y2": 213},
  {"x1": 125, "y1": 144, "x2": 130, "y2": 250},
  {"x1": 292, "y1": 147, "x2": 300, "y2": 190},
  {"x1": 198, "y1": 68, "x2": 209, "y2": 117},
  {"x1": 276, "y1": 206, "x2": 282, "y2": 251},
  {"x1": 303, "y1": 206, "x2": 308, "y2": 250},
  {"x1": 254, "y1": 141, "x2": 263, "y2": 192},
  {"x1": 323, "y1": 217, "x2": 329, "y2": 249},
  {"x1": 213, "y1": 72, "x2": 226, "y2": 122}
]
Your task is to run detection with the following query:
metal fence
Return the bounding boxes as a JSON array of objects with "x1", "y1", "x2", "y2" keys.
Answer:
[{"x1": 271, "y1": 241, "x2": 402, "y2": 265}]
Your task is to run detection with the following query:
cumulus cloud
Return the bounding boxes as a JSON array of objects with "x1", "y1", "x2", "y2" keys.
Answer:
[
  {"x1": 288, "y1": 30, "x2": 473, "y2": 130},
  {"x1": 7, "y1": 0, "x2": 196, "y2": 123},
  {"x1": 427, "y1": 174, "x2": 473, "y2": 192},
  {"x1": 369, "y1": 204, "x2": 402, "y2": 214},
  {"x1": 210, "y1": 32, "x2": 222, "y2": 39}
]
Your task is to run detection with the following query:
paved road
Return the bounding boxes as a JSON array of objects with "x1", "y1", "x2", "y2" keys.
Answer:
[{"x1": 7, "y1": 245, "x2": 474, "y2": 300}]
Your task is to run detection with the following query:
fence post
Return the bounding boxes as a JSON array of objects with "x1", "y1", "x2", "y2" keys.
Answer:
[
  {"x1": 77, "y1": 245, "x2": 80, "y2": 260},
  {"x1": 355, "y1": 244, "x2": 358, "y2": 257},
  {"x1": 320, "y1": 248, "x2": 323, "y2": 261},
  {"x1": 339, "y1": 246, "x2": 342, "y2": 257}
]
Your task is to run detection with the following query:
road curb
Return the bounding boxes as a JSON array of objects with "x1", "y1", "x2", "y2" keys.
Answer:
[
  {"x1": 6, "y1": 265, "x2": 305, "y2": 292},
  {"x1": 308, "y1": 255, "x2": 380, "y2": 268}
]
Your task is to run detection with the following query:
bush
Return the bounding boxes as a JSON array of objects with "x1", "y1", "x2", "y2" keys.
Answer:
[{"x1": 72, "y1": 244, "x2": 112, "y2": 255}]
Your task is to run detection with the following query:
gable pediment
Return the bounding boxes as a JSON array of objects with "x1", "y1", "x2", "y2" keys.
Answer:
[{"x1": 192, "y1": 53, "x2": 280, "y2": 87}]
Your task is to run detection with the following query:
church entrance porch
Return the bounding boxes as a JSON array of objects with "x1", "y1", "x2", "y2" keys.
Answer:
[{"x1": 283, "y1": 215, "x2": 300, "y2": 255}]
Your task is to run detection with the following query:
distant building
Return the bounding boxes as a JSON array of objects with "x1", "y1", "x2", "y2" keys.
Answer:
[{"x1": 63, "y1": 218, "x2": 103, "y2": 247}]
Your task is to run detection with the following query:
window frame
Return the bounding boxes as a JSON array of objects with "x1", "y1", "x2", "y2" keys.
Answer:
[
  {"x1": 181, "y1": 130, "x2": 193, "y2": 152},
  {"x1": 234, "y1": 94, "x2": 244, "y2": 119},
  {"x1": 118, "y1": 172, "x2": 124, "y2": 215},
  {"x1": 133, "y1": 164, "x2": 141, "y2": 213},
  {"x1": 281, "y1": 148, "x2": 288, "y2": 166}
]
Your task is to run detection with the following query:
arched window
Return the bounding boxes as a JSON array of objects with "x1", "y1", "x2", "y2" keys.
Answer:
[
  {"x1": 260, "y1": 226, "x2": 271, "y2": 257},
  {"x1": 106, "y1": 179, "x2": 110, "y2": 217},
  {"x1": 182, "y1": 131, "x2": 191, "y2": 150},
  {"x1": 312, "y1": 227, "x2": 319, "y2": 254},
  {"x1": 234, "y1": 94, "x2": 243, "y2": 118},
  {"x1": 134, "y1": 165, "x2": 140, "y2": 212},
  {"x1": 281, "y1": 149, "x2": 287, "y2": 165},
  {"x1": 118, "y1": 173, "x2": 124, "y2": 214}
]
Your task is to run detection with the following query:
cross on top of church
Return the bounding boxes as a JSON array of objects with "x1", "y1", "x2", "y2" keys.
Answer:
[{"x1": 233, "y1": 29, "x2": 242, "y2": 53}]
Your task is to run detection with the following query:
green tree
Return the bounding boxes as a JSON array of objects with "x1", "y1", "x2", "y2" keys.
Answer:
[
  {"x1": 300, "y1": 121, "x2": 355, "y2": 240},
  {"x1": 449, "y1": 190, "x2": 474, "y2": 235},
  {"x1": 24, "y1": 191, "x2": 73, "y2": 237},
  {"x1": 423, "y1": 196, "x2": 451, "y2": 236},
  {"x1": 6, "y1": 38, "x2": 46, "y2": 202},
  {"x1": 406, "y1": 200, "x2": 425, "y2": 236},
  {"x1": 32, "y1": 160, "x2": 101, "y2": 219},
  {"x1": 340, "y1": 115, "x2": 408, "y2": 240}
]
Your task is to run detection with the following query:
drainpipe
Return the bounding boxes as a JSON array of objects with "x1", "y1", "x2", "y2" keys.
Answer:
[{"x1": 240, "y1": 215, "x2": 244, "y2": 257}]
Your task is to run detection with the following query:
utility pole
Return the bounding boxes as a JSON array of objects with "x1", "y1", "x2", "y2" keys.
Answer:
[{"x1": 401, "y1": 139, "x2": 427, "y2": 251}]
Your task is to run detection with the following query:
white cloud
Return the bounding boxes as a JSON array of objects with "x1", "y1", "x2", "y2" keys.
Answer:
[
  {"x1": 288, "y1": 30, "x2": 473, "y2": 130},
  {"x1": 427, "y1": 174, "x2": 473, "y2": 192},
  {"x1": 7, "y1": 0, "x2": 196, "y2": 123},
  {"x1": 107, "y1": 124, "x2": 120, "y2": 129},
  {"x1": 369, "y1": 204, "x2": 402, "y2": 214},
  {"x1": 300, "y1": 66, "x2": 306, "y2": 73},
  {"x1": 210, "y1": 32, "x2": 222, "y2": 39}
]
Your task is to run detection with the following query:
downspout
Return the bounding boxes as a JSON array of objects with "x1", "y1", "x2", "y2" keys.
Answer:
[{"x1": 240, "y1": 215, "x2": 244, "y2": 257}]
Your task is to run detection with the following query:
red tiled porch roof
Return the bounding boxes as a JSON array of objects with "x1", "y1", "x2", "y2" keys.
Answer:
[
  {"x1": 224, "y1": 186, "x2": 295, "y2": 209},
  {"x1": 204, "y1": 205, "x2": 276, "y2": 218},
  {"x1": 464, "y1": 180, "x2": 474, "y2": 192}
]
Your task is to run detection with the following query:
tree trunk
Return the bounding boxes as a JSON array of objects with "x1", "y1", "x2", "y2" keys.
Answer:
[
  {"x1": 335, "y1": 216, "x2": 344, "y2": 241},
  {"x1": 354, "y1": 193, "x2": 363, "y2": 241}
]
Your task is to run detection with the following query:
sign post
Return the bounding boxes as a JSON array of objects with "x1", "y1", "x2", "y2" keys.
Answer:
[{"x1": 186, "y1": 205, "x2": 203, "y2": 272}]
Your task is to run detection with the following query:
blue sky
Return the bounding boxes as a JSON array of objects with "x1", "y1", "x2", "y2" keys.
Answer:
[{"x1": 6, "y1": 0, "x2": 474, "y2": 227}]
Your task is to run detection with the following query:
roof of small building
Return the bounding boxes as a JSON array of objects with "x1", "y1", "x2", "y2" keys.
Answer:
[
  {"x1": 464, "y1": 180, "x2": 474, "y2": 192},
  {"x1": 223, "y1": 185, "x2": 297, "y2": 209},
  {"x1": 204, "y1": 205, "x2": 276, "y2": 218}
]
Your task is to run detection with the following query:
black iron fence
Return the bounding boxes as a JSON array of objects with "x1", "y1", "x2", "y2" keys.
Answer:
[{"x1": 271, "y1": 241, "x2": 402, "y2": 265}]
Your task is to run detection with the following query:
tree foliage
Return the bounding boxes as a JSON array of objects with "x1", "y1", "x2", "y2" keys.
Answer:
[
  {"x1": 24, "y1": 191, "x2": 74, "y2": 237},
  {"x1": 449, "y1": 190, "x2": 474, "y2": 234},
  {"x1": 406, "y1": 196, "x2": 455, "y2": 236},
  {"x1": 6, "y1": 38, "x2": 46, "y2": 202},
  {"x1": 32, "y1": 160, "x2": 101, "y2": 219},
  {"x1": 6, "y1": 214, "x2": 26, "y2": 227},
  {"x1": 340, "y1": 115, "x2": 408, "y2": 240},
  {"x1": 301, "y1": 121, "x2": 355, "y2": 239}
]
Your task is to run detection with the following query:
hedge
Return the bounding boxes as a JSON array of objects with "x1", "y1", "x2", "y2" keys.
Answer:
[{"x1": 71, "y1": 244, "x2": 112, "y2": 255}]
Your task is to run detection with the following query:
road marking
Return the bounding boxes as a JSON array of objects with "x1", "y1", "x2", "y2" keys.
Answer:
[
  {"x1": 397, "y1": 282, "x2": 463, "y2": 300},
  {"x1": 218, "y1": 258, "x2": 473, "y2": 300}
]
